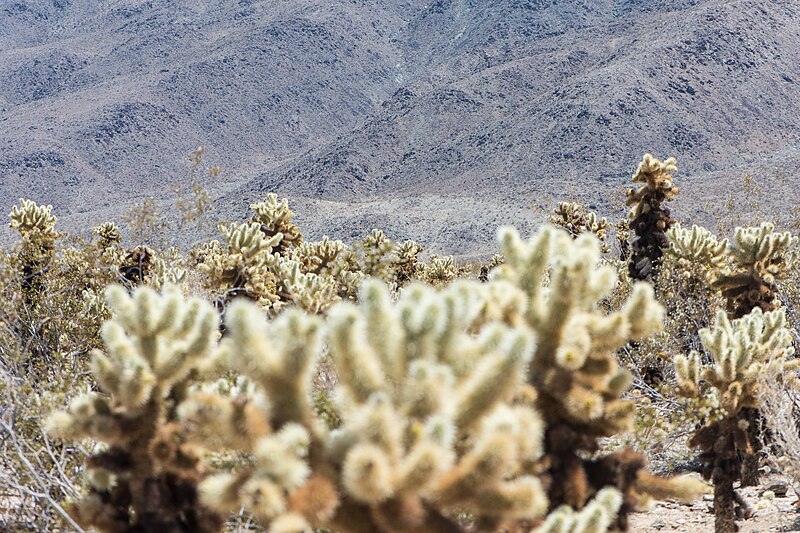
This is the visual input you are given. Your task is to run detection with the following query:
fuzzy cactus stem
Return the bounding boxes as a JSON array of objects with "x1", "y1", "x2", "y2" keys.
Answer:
[{"x1": 626, "y1": 154, "x2": 680, "y2": 281}]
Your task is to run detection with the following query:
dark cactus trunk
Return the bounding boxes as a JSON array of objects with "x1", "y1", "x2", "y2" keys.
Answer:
[{"x1": 713, "y1": 465, "x2": 736, "y2": 533}]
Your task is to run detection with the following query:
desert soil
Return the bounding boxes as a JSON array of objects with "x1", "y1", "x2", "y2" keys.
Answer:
[{"x1": 629, "y1": 474, "x2": 800, "y2": 532}]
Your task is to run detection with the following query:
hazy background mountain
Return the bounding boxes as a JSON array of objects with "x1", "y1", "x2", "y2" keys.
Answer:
[{"x1": 2, "y1": 0, "x2": 799, "y2": 255}]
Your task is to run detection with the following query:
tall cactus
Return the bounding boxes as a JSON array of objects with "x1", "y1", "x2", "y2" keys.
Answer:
[
  {"x1": 492, "y1": 226, "x2": 701, "y2": 528},
  {"x1": 712, "y1": 223, "x2": 796, "y2": 486},
  {"x1": 9, "y1": 199, "x2": 58, "y2": 305},
  {"x1": 626, "y1": 154, "x2": 680, "y2": 281}
]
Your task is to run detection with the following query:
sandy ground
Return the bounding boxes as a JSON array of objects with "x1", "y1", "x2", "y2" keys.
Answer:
[{"x1": 629, "y1": 474, "x2": 800, "y2": 532}]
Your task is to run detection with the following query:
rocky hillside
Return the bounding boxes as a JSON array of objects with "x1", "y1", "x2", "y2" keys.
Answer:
[{"x1": 2, "y1": 0, "x2": 799, "y2": 254}]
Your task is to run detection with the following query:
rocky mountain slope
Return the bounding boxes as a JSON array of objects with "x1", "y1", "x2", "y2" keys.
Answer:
[{"x1": 2, "y1": 0, "x2": 799, "y2": 254}]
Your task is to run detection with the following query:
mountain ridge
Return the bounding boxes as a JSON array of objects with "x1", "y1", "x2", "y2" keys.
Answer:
[{"x1": 2, "y1": 0, "x2": 799, "y2": 254}]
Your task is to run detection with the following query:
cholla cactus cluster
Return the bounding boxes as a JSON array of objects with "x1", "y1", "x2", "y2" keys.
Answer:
[
  {"x1": 290, "y1": 236, "x2": 364, "y2": 300},
  {"x1": 196, "y1": 197, "x2": 437, "y2": 315},
  {"x1": 196, "y1": 218, "x2": 358, "y2": 315},
  {"x1": 674, "y1": 308, "x2": 797, "y2": 533},
  {"x1": 10, "y1": 153, "x2": 800, "y2": 533},
  {"x1": 394, "y1": 239, "x2": 423, "y2": 287},
  {"x1": 626, "y1": 154, "x2": 680, "y2": 281},
  {"x1": 549, "y1": 201, "x2": 610, "y2": 253},
  {"x1": 47, "y1": 224, "x2": 705, "y2": 533},
  {"x1": 345, "y1": 229, "x2": 399, "y2": 281},
  {"x1": 250, "y1": 193, "x2": 303, "y2": 254},
  {"x1": 118, "y1": 244, "x2": 187, "y2": 290},
  {"x1": 292, "y1": 236, "x2": 346, "y2": 276},
  {"x1": 183, "y1": 279, "x2": 548, "y2": 531},
  {"x1": 666, "y1": 223, "x2": 728, "y2": 279},
  {"x1": 93, "y1": 222, "x2": 122, "y2": 249},
  {"x1": 415, "y1": 254, "x2": 458, "y2": 286},
  {"x1": 9, "y1": 198, "x2": 58, "y2": 245},
  {"x1": 713, "y1": 223, "x2": 795, "y2": 319},
  {"x1": 46, "y1": 285, "x2": 223, "y2": 532},
  {"x1": 197, "y1": 222, "x2": 283, "y2": 309},
  {"x1": 615, "y1": 218, "x2": 631, "y2": 263}
]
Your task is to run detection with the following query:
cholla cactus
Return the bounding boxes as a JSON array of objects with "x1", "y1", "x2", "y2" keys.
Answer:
[
  {"x1": 47, "y1": 285, "x2": 224, "y2": 532},
  {"x1": 198, "y1": 225, "x2": 348, "y2": 315},
  {"x1": 549, "y1": 202, "x2": 610, "y2": 254},
  {"x1": 656, "y1": 223, "x2": 728, "y2": 360},
  {"x1": 394, "y1": 240, "x2": 423, "y2": 287},
  {"x1": 493, "y1": 226, "x2": 701, "y2": 527},
  {"x1": 9, "y1": 199, "x2": 59, "y2": 303},
  {"x1": 713, "y1": 223, "x2": 795, "y2": 319},
  {"x1": 416, "y1": 255, "x2": 457, "y2": 286},
  {"x1": 91, "y1": 222, "x2": 126, "y2": 269},
  {"x1": 291, "y1": 236, "x2": 365, "y2": 301},
  {"x1": 292, "y1": 236, "x2": 346, "y2": 276},
  {"x1": 196, "y1": 222, "x2": 283, "y2": 310},
  {"x1": 250, "y1": 193, "x2": 303, "y2": 254},
  {"x1": 673, "y1": 308, "x2": 797, "y2": 533},
  {"x1": 345, "y1": 229, "x2": 399, "y2": 282},
  {"x1": 273, "y1": 258, "x2": 340, "y2": 314},
  {"x1": 666, "y1": 223, "x2": 728, "y2": 275},
  {"x1": 9, "y1": 198, "x2": 58, "y2": 243},
  {"x1": 181, "y1": 279, "x2": 550, "y2": 531},
  {"x1": 93, "y1": 222, "x2": 122, "y2": 249},
  {"x1": 48, "y1": 225, "x2": 703, "y2": 533},
  {"x1": 626, "y1": 154, "x2": 680, "y2": 281}
]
